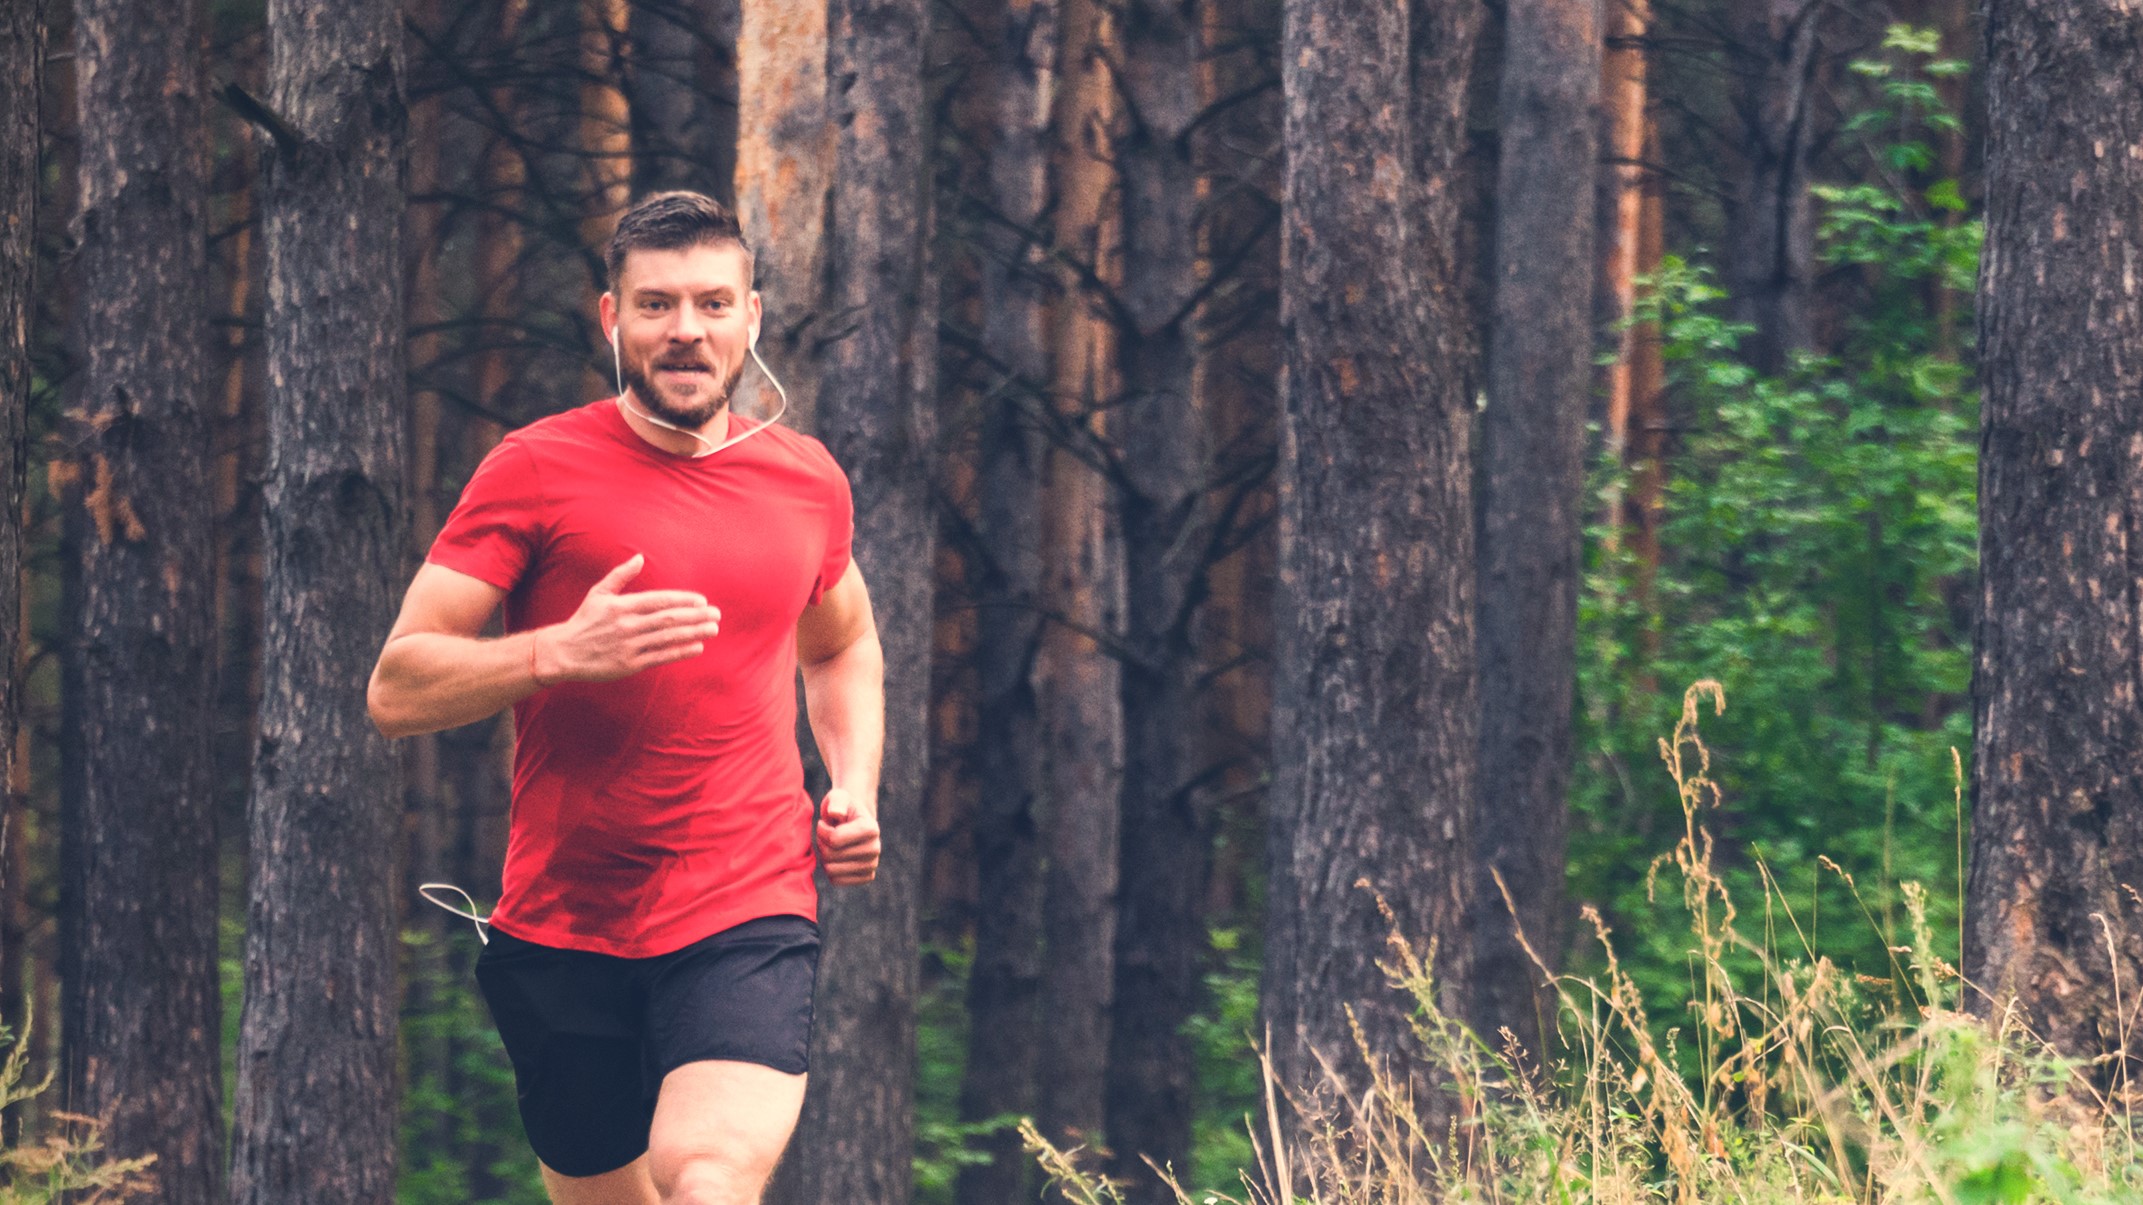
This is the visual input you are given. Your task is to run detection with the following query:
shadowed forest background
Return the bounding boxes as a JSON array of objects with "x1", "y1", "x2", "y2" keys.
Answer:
[{"x1": 3, "y1": 0, "x2": 2142, "y2": 1200}]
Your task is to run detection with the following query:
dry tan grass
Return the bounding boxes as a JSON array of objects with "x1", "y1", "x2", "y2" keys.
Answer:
[{"x1": 1030, "y1": 682, "x2": 2143, "y2": 1205}]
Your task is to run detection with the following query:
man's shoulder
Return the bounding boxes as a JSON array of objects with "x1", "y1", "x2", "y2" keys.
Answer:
[{"x1": 499, "y1": 400, "x2": 613, "y2": 455}]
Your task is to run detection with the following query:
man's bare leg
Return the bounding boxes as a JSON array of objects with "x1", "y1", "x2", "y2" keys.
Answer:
[
  {"x1": 536, "y1": 1062, "x2": 802, "y2": 1205},
  {"x1": 541, "y1": 1155, "x2": 659, "y2": 1205},
  {"x1": 646, "y1": 1061, "x2": 807, "y2": 1205}
]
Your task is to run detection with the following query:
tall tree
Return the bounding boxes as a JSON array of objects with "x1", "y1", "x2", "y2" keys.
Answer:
[
  {"x1": 630, "y1": 0, "x2": 738, "y2": 199},
  {"x1": 1105, "y1": 0, "x2": 1214, "y2": 1191},
  {"x1": 1725, "y1": 0, "x2": 1822, "y2": 373},
  {"x1": 228, "y1": 0, "x2": 406, "y2": 1198},
  {"x1": 1473, "y1": 0, "x2": 1602, "y2": 1056},
  {"x1": 954, "y1": 0, "x2": 1056, "y2": 1196},
  {"x1": 734, "y1": 0, "x2": 828, "y2": 433},
  {"x1": 1964, "y1": 0, "x2": 2143, "y2": 1071},
  {"x1": 61, "y1": 0, "x2": 224, "y2": 1194},
  {"x1": 1595, "y1": 0, "x2": 1649, "y2": 513},
  {"x1": 0, "y1": 0, "x2": 38, "y2": 1002},
  {"x1": 1262, "y1": 0, "x2": 1483, "y2": 1146},
  {"x1": 1035, "y1": 0, "x2": 1124, "y2": 1155},
  {"x1": 766, "y1": 0, "x2": 934, "y2": 1196}
]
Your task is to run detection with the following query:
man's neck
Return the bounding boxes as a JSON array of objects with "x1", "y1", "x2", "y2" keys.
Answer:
[{"x1": 617, "y1": 391, "x2": 732, "y2": 457}]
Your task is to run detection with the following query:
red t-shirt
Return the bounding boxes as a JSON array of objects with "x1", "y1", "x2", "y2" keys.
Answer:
[{"x1": 427, "y1": 399, "x2": 852, "y2": 957}]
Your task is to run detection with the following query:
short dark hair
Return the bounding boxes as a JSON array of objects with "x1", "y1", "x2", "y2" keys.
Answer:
[{"x1": 605, "y1": 191, "x2": 755, "y2": 290}]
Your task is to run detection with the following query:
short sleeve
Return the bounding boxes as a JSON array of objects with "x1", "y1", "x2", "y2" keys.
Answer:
[
  {"x1": 808, "y1": 454, "x2": 854, "y2": 606},
  {"x1": 428, "y1": 438, "x2": 545, "y2": 592}
]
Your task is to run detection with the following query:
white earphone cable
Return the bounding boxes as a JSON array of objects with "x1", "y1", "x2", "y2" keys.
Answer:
[{"x1": 611, "y1": 326, "x2": 789, "y2": 457}]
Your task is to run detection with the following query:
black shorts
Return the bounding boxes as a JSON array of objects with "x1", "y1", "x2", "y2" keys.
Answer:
[{"x1": 473, "y1": 914, "x2": 820, "y2": 1178}]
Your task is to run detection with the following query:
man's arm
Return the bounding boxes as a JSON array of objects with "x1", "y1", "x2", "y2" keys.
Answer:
[
  {"x1": 368, "y1": 554, "x2": 723, "y2": 739},
  {"x1": 798, "y1": 560, "x2": 885, "y2": 885}
]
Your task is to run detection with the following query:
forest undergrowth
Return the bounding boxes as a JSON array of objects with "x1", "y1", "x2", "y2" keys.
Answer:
[{"x1": 1031, "y1": 681, "x2": 2143, "y2": 1205}]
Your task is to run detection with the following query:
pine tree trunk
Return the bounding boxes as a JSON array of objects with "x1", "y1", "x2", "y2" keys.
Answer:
[
  {"x1": 1264, "y1": 0, "x2": 1483, "y2": 1148},
  {"x1": 1726, "y1": 0, "x2": 1820, "y2": 373},
  {"x1": 1595, "y1": 0, "x2": 1648, "y2": 519},
  {"x1": 629, "y1": 0, "x2": 737, "y2": 200},
  {"x1": 765, "y1": 0, "x2": 933, "y2": 1197},
  {"x1": 1105, "y1": 0, "x2": 1211, "y2": 1191},
  {"x1": 1034, "y1": 0, "x2": 1124, "y2": 1157},
  {"x1": 0, "y1": 0, "x2": 37, "y2": 1023},
  {"x1": 1473, "y1": 0, "x2": 1601, "y2": 1058},
  {"x1": 734, "y1": 0, "x2": 828, "y2": 433},
  {"x1": 1963, "y1": 0, "x2": 2143, "y2": 1075},
  {"x1": 580, "y1": 0, "x2": 633, "y2": 262},
  {"x1": 229, "y1": 1, "x2": 407, "y2": 1199},
  {"x1": 954, "y1": 0, "x2": 1056, "y2": 1196},
  {"x1": 61, "y1": 0, "x2": 225, "y2": 1195}
]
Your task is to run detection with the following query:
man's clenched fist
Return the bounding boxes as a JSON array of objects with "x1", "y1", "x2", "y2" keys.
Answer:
[{"x1": 815, "y1": 788, "x2": 881, "y2": 885}]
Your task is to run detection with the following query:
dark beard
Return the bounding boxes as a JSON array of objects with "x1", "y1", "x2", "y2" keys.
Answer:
[{"x1": 620, "y1": 357, "x2": 746, "y2": 429}]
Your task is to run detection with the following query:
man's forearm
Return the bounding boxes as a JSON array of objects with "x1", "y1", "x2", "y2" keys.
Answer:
[
  {"x1": 368, "y1": 629, "x2": 546, "y2": 738},
  {"x1": 800, "y1": 631, "x2": 886, "y2": 810}
]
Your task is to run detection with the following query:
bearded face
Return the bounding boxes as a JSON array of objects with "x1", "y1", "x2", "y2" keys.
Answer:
[
  {"x1": 604, "y1": 243, "x2": 761, "y2": 433},
  {"x1": 620, "y1": 345, "x2": 747, "y2": 429}
]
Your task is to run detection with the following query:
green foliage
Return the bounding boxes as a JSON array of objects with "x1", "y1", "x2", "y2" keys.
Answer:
[
  {"x1": 397, "y1": 928, "x2": 547, "y2": 1205},
  {"x1": 1188, "y1": 927, "x2": 1263, "y2": 1195},
  {"x1": 913, "y1": 941, "x2": 1025, "y2": 1202},
  {"x1": 1574, "y1": 28, "x2": 1982, "y2": 1017}
]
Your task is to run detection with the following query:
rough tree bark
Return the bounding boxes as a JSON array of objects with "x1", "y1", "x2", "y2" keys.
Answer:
[
  {"x1": 764, "y1": 0, "x2": 934, "y2": 1197},
  {"x1": 734, "y1": 0, "x2": 828, "y2": 433},
  {"x1": 1105, "y1": 0, "x2": 1212, "y2": 1192},
  {"x1": 61, "y1": 0, "x2": 225, "y2": 1195},
  {"x1": 1963, "y1": 0, "x2": 2143, "y2": 1075},
  {"x1": 228, "y1": 0, "x2": 406, "y2": 1200},
  {"x1": 1263, "y1": 0, "x2": 1483, "y2": 1148},
  {"x1": 1725, "y1": 0, "x2": 1821, "y2": 373},
  {"x1": 0, "y1": 0, "x2": 37, "y2": 1014},
  {"x1": 1473, "y1": 0, "x2": 1601, "y2": 1058},
  {"x1": 954, "y1": 0, "x2": 1056, "y2": 1197},
  {"x1": 629, "y1": 0, "x2": 738, "y2": 200},
  {"x1": 1035, "y1": 0, "x2": 1124, "y2": 1155},
  {"x1": 580, "y1": 0, "x2": 633, "y2": 260}
]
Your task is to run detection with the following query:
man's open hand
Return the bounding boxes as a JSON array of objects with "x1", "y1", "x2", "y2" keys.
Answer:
[
  {"x1": 531, "y1": 553, "x2": 722, "y2": 685},
  {"x1": 815, "y1": 788, "x2": 881, "y2": 885}
]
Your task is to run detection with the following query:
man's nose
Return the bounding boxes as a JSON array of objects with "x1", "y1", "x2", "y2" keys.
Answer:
[{"x1": 668, "y1": 307, "x2": 707, "y2": 343}]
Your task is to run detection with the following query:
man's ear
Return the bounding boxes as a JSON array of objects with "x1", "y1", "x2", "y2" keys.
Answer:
[{"x1": 599, "y1": 290, "x2": 618, "y2": 342}]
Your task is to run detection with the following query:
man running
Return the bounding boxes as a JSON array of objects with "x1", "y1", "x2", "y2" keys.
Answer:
[{"x1": 368, "y1": 191, "x2": 882, "y2": 1205}]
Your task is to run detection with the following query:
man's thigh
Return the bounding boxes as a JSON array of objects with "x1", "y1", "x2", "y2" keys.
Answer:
[{"x1": 647, "y1": 1061, "x2": 808, "y2": 1199}]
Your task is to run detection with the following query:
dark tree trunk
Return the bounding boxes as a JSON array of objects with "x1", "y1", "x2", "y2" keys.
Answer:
[
  {"x1": 1963, "y1": 0, "x2": 2143, "y2": 1076},
  {"x1": 0, "y1": 0, "x2": 37, "y2": 1010},
  {"x1": 1105, "y1": 0, "x2": 1211, "y2": 1193},
  {"x1": 1263, "y1": 0, "x2": 1483, "y2": 1149},
  {"x1": 1725, "y1": 0, "x2": 1820, "y2": 374},
  {"x1": 630, "y1": 0, "x2": 737, "y2": 200},
  {"x1": 1472, "y1": 0, "x2": 1601, "y2": 1058},
  {"x1": 765, "y1": 0, "x2": 933, "y2": 1197},
  {"x1": 61, "y1": 0, "x2": 225, "y2": 1195},
  {"x1": 229, "y1": 1, "x2": 407, "y2": 1200},
  {"x1": 954, "y1": 0, "x2": 1055, "y2": 1198}
]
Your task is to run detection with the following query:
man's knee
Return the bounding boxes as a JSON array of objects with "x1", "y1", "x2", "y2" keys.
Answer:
[{"x1": 647, "y1": 1144, "x2": 775, "y2": 1205}]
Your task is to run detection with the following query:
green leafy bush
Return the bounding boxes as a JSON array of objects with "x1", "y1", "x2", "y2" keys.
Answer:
[{"x1": 1573, "y1": 27, "x2": 1982, "y2": 1014}]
